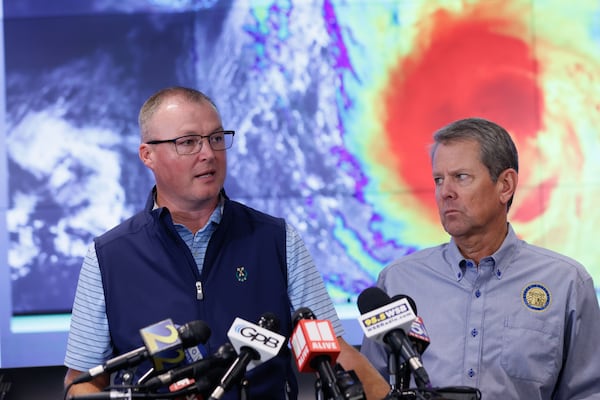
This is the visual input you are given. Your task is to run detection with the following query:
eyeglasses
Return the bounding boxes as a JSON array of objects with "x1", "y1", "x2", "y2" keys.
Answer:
[{"x1": 146, "y1": 130, "x2": 235, "y2": 155}]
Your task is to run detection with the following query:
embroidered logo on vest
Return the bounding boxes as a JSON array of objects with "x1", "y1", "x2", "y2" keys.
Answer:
[
  {"x1": 236, "y1": 266, "x2": 248, "y2": 282},
  {"x1": 522, "y1": 282, "x2": 551, "y2": 311}
]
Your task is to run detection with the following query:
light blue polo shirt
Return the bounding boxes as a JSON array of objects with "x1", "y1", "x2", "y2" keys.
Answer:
[{"x1": 361, "y1": 224, "x2": 600, "y2": 400}]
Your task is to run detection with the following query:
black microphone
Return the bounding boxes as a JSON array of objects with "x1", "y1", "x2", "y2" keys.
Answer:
[
  {"x1": 389, "y1": 295, "x2": 431, "y2": 355},
  {"x1": 163, "y1": 367, "x2": 230, "y2": 400},
  {"x1": 142, "y1": 343, "x2": 237, "y2": 390},
  {"x1": 208, "y1": 313, "x2": 286, "y2": 400},
  {"x1": 72, "y1": 319, "x2": 211, "y2": 385},
  {"x1": 357, "y1": 287, "x2": 431, "y2": 388},
  {"x1": 290, "y1": 307, "x2": 344, "y2": 400},
  {"x1": 388, "y1": 295, "x2": 430, "y2": 390}
]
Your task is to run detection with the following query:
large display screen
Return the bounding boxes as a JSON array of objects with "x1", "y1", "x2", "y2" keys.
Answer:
[{"x1": 1, "y1": 0, "x2": 599, "y2": 367}]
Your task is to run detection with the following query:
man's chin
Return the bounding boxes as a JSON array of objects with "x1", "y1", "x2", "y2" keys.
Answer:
[{"x1": 442, "y1": 222, "x2": 468, "y2": 238}]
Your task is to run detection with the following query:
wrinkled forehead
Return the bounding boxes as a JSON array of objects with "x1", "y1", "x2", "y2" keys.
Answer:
[{"x1": 431, "y1": 137, "x2": 481, "y2": 162}]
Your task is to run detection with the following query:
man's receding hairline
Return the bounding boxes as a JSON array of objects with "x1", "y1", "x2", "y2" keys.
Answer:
[{"x1": 139, "y1": 91, "x2": 217, "y2": 139}]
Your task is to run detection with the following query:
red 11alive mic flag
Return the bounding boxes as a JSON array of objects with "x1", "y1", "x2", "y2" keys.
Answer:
[
  {"x1": 291, "y1": 307, "x2": 348, "y2": 400},
  {"x1": 290, "y1": 307, "x2": 341, "y2": 373}
]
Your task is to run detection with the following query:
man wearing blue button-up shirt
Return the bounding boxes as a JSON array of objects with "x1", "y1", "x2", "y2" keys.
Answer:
[{"x1": 360, "y1": 117, "x2": 600, "y2": 400}]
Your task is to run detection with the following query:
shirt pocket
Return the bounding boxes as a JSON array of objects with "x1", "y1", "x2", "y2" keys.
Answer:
[{"x1": 500, "y1": 316, "x2": 560, "y2": 383}]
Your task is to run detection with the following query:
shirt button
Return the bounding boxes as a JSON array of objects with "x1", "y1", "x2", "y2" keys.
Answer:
[
  {"x1": 471, "y1": 328, "x2": 478, "y2": 337},
  {"x1": 468, "y1": 368, "x2": 475, "y2": 378},
  {"x1": 475, "y1": 289, "x2": 481, "y2": 298}
]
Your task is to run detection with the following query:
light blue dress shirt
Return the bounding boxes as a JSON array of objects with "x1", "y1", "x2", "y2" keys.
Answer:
[
  {"x1": 65, "y1": 203, "x2": 342, "y2": 371},
  {"x1": 361, "y1": 224, "x2": 600, "y2": 400}
]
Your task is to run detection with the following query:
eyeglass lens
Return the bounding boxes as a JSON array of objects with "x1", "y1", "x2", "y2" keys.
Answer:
[{"x1": 174, "y1": 132, "x2": 232, "y2": 154}]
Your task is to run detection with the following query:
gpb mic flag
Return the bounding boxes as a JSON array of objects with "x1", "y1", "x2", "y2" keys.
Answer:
[
  {"x1": 290, "y1": 308, "x2": 340, "y2": 373},
  {"x1": 225, "y1": 314, "x2": 285, "y2": 371},
  {"x1": 208, "y1": 313, "x2": 285, "y2": 400}
]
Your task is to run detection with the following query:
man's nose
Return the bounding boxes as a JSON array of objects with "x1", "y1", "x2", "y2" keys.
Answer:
[{"x1": 438, "y1": 179, "x2": 456, "y2": 199}]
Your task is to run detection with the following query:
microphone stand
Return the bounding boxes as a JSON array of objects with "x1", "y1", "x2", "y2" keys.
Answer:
[
  {"x1": 239, "y1": 378, "x2": 249, "y2": 400},
  {"x1": 387, "y1": 353, "x2": 403, "y2": 397},
  {"x1": 315, "y1": 377, "x2": 325, "y2": 400},
  {"x1": 399, "y1": 361, "x2": 411, "y2": 391},
  {"x1": 386, "y1": 354, "x2": 419, "y2": 400},
  {"x1": 313, "y1": 356, "x2": 344, "y2": 400}
]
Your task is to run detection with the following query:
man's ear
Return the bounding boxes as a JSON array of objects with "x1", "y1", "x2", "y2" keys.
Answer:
[
  {"x1": 498, "y1": 168, "x2": 518, "y2": 206},
  {"x1": 139, "y1": 143, "x2": 153, "y2": 168}
]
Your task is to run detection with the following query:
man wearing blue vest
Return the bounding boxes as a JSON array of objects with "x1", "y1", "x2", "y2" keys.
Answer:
[{"x1": 63, "y1": 86, "x2": 389, "y2": 399}]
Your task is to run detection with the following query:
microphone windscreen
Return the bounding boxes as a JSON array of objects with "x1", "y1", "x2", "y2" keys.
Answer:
[
  {"x1": 292, "y1": 307, "x2": 316, "y2": 325},
  {"x1": 390, "y1": 294, "x2": 418, "y2": 315},
  {"x1": 357, "y1": 287, "x2": 391, "y2": 314},
  {"x1": 178, "y1": 320, "x2": 211, "y2": 346},
  {"x1": 258, "y1": 312, "x2": 281, "y2": 332}
]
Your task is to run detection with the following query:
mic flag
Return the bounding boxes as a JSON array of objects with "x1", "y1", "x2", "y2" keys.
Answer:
[
  {"x1": 72, "y1": 319, "x2": 211, "y2": 385},
  {"x1": 140, "y1": 318, "x2": 183, "y2": 371},
  {"x1": 357, "y1": 287, "x2": 431, "y2": 388},
  {"x1": 142, "y1": 343, "x2": 237, "y2": 390},
  {"x1": 357, "y1": 288, "x2": 416, "y2": 344},
  {"x1": 208, "y1": 313, "x2": 285, "y2": 400},
  {"x1": 389, "y1": 294, "x2": 430, "y2": 355},
  {"x1": 141, "y1": 319, "x2": 211, "y2": 372},
  {"x1": 291, "y1": 307, "x2": 345, "y2": 400},
  {"x1": 226, "y1": 315, "x2": 286, "y2": 371},
  {"x1": 408, "y1": 316, "x2": 430, "y2": 355},
  {"x1": 290, "y1": 308, "x2": 341, "y2": 373}
]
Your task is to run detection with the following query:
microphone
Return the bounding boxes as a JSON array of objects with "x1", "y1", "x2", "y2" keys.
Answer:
[
  {"x1": 142, "y1": 343, "x2": 237, "y2": 390},
  {"x1": 144, "y1": 319, "x2": 212, "y2": 373},
  {"x1": 389, "y1": 295, "x2": 430, "y2": 355},
  {"x1": 290, "y1": 307, "x2": 344, "y2": 400},
  {"x1": 166, "y1": 367, "x2": 229, "y2": 400},
  {"x1": 208, "y1": 313, "x2": 286, "y2": 400},
  {"x1": 408, "y1": 316, "x2": 431, "y2": 355},
  {"x1": 387, "y1": 295, "x2": 431, "y2": 390},
  {"x1": 357, "y1": 287, "x2": 430, "y2": 388},
  {"x1": 72, "y1": 319, "x2": 211, "y2": 385}
]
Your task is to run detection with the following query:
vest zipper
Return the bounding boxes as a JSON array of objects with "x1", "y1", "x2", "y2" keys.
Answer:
[{"x1": 196, "y1": 281, "x2": 204, "y2": 300}]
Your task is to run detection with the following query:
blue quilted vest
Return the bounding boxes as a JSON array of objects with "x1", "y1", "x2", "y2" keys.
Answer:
[{"x1": 96, "y1": 189, "x2": 296, "y2": 399}]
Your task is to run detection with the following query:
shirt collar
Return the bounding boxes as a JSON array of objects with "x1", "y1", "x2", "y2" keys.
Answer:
[
  {"x1": 446, "y1": 223, "x2": 520, "y2": 281},
  {"x1": 153, "y1": 194, "x2": 224, "y2": 228}
]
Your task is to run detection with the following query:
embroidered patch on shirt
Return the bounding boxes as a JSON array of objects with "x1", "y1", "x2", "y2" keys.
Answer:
[
  {"x1": 236, "y1": 266, "x2": 248, "y2": 282},
  {"x1": 522, "y1": 283, "x2": 551, "y2": 311}
]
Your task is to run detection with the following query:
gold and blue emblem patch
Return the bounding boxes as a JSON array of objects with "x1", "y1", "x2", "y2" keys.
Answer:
[
  {"x1": 522, "y1": 282, "x2": 551, "y2": 311},
  {"x1": 236, "y1": 266, "x2": 248, "y2": 282}
]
